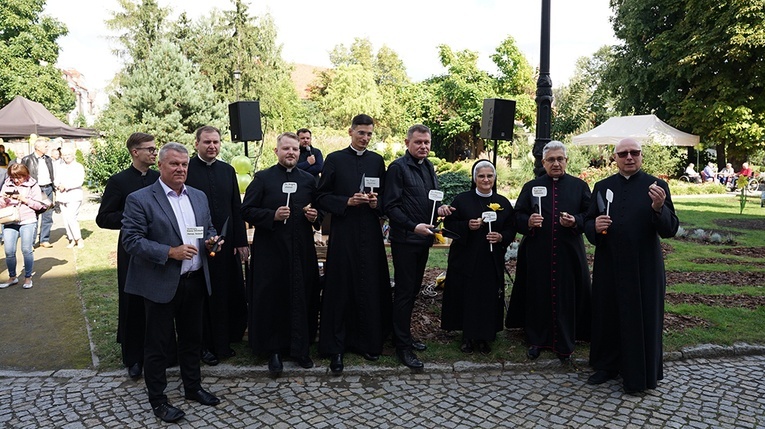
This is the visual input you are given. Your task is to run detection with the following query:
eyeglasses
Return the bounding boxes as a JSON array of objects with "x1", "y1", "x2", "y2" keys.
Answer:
[
  {"x1": 615, "y1": 150, "x2": 641, "y2": 158},
  {"x1": 544, "y1": 156, "x2": 567, "y2": 164},
  {"x1": 135, "y1": 147, "x2": 157, "y2": 154}
]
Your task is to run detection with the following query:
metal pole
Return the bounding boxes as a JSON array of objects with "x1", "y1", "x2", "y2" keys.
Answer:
[{"x1": 533, "y1": 0, "x2": 553, "y2": 177}]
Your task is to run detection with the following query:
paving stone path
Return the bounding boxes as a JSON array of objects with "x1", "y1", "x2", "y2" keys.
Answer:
[{"x1": 1, "y1": 355, "x2": 763, "y2": 428}]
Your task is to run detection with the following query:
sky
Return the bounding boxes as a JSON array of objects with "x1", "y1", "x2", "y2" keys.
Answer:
[{"x1": 44, "y1": 0, "x2": 618, "y2": 102}]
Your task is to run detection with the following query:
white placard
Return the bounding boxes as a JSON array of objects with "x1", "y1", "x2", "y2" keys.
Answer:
[
  {"x1": 282, "y1": 182, "x2": 298, "y2": 194},
  {"x1": 364, "y1": 177, "x2": 380, "y2": 189},
  {"x1": 282, "y1": 182, "x2": 298, "y2": 224},
  {"x1": 186, "y1": 226, "x2": 204, "y2": 239},
  {"x1": 482, "y1": 211, "x2": 497, "y2": 252},
  {"x1": 605, "y1": 189, "x2": 613, "y2": 216},
  {"x1": 531, "y1": 186, "x2": 547, "y2": 197},
  {"x1": 481, "y1": 211, "x2": 497, "y2": 222},
  {"x1": 428, "y1": 190, "x2": 444, "y2": 201}
]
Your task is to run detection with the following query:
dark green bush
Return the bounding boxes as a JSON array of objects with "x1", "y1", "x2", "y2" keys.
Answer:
[
  {"x1": 85, "y1": 139, "x2": 133, "y2": 193},
  {"x1": 438, "y1": 170, "x2": 471, "y2": 205}
]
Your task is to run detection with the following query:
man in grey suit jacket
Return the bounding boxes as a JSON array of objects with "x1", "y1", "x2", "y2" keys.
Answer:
[{"x1": 122, "y1": 142, "x2": 222, "y2": 423}]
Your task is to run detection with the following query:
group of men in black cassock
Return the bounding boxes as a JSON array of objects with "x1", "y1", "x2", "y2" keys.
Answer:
[
  {"x1": 509, "y1": 138, "x2": 678, "y2": 394},
  {"x1": 102, "y1": 120, "x2": 677, "y2": 397}
]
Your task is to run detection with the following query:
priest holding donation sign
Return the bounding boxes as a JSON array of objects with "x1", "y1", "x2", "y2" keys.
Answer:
[{"x1": 240, "y1": 132, "x2": 321, "y2": 376}]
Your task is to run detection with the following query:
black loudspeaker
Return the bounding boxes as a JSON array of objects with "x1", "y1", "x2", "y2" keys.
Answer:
[
  {"x1": 480, "y1": 98, "x2": 516, "y2": 141},
  {"x1": 229, "y1": 101, "x2": 263, "y2": 142}
]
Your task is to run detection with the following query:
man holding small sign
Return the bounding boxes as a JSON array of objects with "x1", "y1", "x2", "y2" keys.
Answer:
[
  {"x1": 583, "y1": 138, "x2": 679, "y2": 394},
  {"x1": 241, "y1": 132, "x2": 321, "y2": 376},
  {"x1": 506, "y1": 141, "x2": 592, "y2": 364},
  {"x1": 384, "y1": 124, "x2": 455, "y2": 369},
  {"x1": 315, "y1": 114, "x2": 390, "y2": 374}
]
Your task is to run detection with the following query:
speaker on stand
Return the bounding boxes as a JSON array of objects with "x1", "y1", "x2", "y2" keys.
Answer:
[
  {"x1": 229, "y1": 101, "x2": 263, "y2": 156},
  {"x1": 480, "y1": 98, "x2": 517, "y2": 167}
]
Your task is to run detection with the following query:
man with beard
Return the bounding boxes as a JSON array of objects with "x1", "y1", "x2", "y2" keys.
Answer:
[
  {"x1": 506, "y1": 141, "x2": 591, "y2": 363},
  {"x1": 297, "y1": 128, "x2": 324, "y2": 182},
  {"x1": 241, "y1": 132, "x2": 321, "y2": 376},
  {"x1": 316, "y1": 114, "x2": 389, "y2": 374},
  {"x1": 584, "y1": 138, "x2": 679, "y2": 394},
  {"x1": 96, "y1": 132, "x2": 160, "y2": 379},
  {"x1": 185, "y1": 126, "x2": 248, "y2": 365}
]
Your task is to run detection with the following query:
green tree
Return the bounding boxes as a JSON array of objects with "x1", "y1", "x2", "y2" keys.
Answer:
[
  {"x1": 490, "y1": 36, "x2": 536, "y2": 128},
  {"x1": 106, "y1": 0, "x2": 169, "y2": 66},
  {"x1": 97, "y1": 40, "x2": 226, "y2": 146},
  {"x1": 606, "y1": 0, "x2": 765, "y2": 165},
  {"x1": 321, "y1": 65, "x2": 383, "y2": 129},
  {"x1": 176, "y1": 1, "x2": 301, "y2": 133},
  {"x1": 0, "y1": 0, "x2": 74, "y2": 116}
]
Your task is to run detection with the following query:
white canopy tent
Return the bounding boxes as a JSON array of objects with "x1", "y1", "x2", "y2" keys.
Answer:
[{"x1": 572, "y1": 114, "x2": 699, "y2": 147}]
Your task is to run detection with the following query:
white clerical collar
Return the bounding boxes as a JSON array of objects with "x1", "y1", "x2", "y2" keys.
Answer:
[
  {"x1": 475, "y1": 189, "x2": 493, "y2": 197},
  {"x1": 349, "y1": 145, "x2": 366, "y2": 156},
  {"x1": 197, "y1": 154, "x2": 216, "y2": 166},
  {"x1": 619, "y1": 172, "x2": 635, "y2": 179}
]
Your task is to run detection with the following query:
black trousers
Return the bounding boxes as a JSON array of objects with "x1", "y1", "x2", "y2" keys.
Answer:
[
  {"x1": 143, "y1": 271, "x2": 205, "y2": 407},
  {"x1": 391, "y1": 242, "x2": 430, "y2": 350}
]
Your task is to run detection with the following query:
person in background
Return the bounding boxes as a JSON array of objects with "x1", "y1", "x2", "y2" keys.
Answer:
[
  {"x1": 739, "y1": 162, "x2": 753, "y2": 178},
  {"x1": 384, "y1": 123, "x2": 455, "y2": 370},
  {"x1": 315, "y1": 114, "x2": 389, "y2": 374},
  {"x1": 440, "y1": 160, "x2": 515, "y2": 355},
  {"x1": 0, "y1": 164, "x2": 45, "y2": 289},
  {"x1": 702, "y1": 162, "x2": 716, "y2": 182},
  {"x1": 584, "y1": 138, "x2": 679, "y2": 394},
  {"x1": 296, "y1": 128, "x2": 324, "y2": 182},
  {"x1": 21, "y1": 139, "x2": 54, "y2": 248},
  {"x1": 684, "y1": 163, "x2": 701, "y2": 183},
  {"x1": 122, "y1": 142, "x2": 221, "y2": 423},
  {"x1": 55, "y1": 147, "x2": 85, "y2": 248},
  {"x1": 0, "y1": 144, "x2": 11, "y2": 167},
  {"x1": 96, "y1": 132, "x2": 160, "y2": 379},
  {"x1": 719, "y1": 163, "x2": 735, "y2": 187},
  {"x1": 185, "y1": 125, "x2": 249, "y2": 366},
  {"x1": 506, "y1": 141, "x2": 591, "y2": 363},
  {"x1": 241, "y1": 132, "x2": 321, "y2": 376}
]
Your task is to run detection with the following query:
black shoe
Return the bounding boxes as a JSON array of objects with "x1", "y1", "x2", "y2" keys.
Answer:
[
  {"x1": 412, "y1": 341, "x2": 427, "y2": 352},
  {"x1": 184, "y1": 388, "x2": 220, "y2": 406},
  {"x1": 201, "y1": 349, "x2": 219, "y2": 366},
  {"x1": 396, "y1": 349, "x2": 424, "y2": 369},
  {"x1": 219, "y1": 349, "x2": 236, "y2": 360},
  {"x1": 587, "y1": 370, "x2": 618, "y2": 385},
  {"x1": 268, "y1": 353, "x2": 283, "y2": 376},
  {"x1": 329, "y1": 354, "x2": 344, "y2": 374},
  {"x1": 527, "y1": 346, "x2": 540, "y2": 360},
  {"x1": 360, "y1": 352, "x2": 380, "y2": 361},
  {"x1": 127, "y1": 362, "x2": 142, "y2": 379},
  {"x1": 296, "y1": 356, "x2": 314, "y2": 368},
  {"x1": 557, "y1": 353, "x2": 571, "y2": 364},
  {"x1": 153, "y1": 402, "x2": 185, "y2": 423},
  {"x1": 476, "y1": 341, "x2": 491, "y2": 355},
  {"x1": 460, "y1": 340, "x2": 474, "y2": 354}
]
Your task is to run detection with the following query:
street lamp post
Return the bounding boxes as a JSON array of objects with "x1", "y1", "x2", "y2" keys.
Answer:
[
  {"x1": 533, "y1": 0, "x2": 552, "y2": 177},
  {"x1": 233, "y1": 69, "x2": 241, "y2": 100}
]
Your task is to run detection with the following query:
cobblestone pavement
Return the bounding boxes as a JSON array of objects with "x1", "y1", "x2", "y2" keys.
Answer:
[{"x1": 1, "y1": 354, "x2": 764, "y2": 428}]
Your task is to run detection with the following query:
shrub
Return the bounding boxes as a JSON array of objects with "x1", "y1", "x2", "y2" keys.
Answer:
[
  {"x1": 86, "y1": 138, "x2": 132, "y2": 193},
  {"x1": 437, "y1": 170, "x2": 471, "y2": 205}
]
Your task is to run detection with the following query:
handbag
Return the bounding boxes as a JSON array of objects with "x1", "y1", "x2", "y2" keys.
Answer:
[{"x1": 0, "y1": 206, "x2": 20, "y2": 224}]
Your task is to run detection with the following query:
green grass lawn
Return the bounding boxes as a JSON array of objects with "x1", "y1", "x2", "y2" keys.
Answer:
[{"x1": 78, "y1": 194, "x2": 765, "y2": 369}]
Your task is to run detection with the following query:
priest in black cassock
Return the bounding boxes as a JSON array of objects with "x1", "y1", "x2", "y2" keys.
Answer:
[
  {"x1": 96, "y1": 132, "x2": 160, "y2": 379},
  {"x1": 441, "y1": 160, "x2": 515, "y2": 355},
  {"x1": 241, "y1": 132, "x2": 321, "y2": 376},
  {"x1": 315, "y1": 114, "x2": 390, "y2": 374},
  {"x1": 185, "y1": 126, "x2": 248, "y2": 365},
  {"x1": 584, "y1": 138, "x2": 679, "y2": 394},
  {"x1": 506, "y1": 141, "x2": 591, "y2": 363}
]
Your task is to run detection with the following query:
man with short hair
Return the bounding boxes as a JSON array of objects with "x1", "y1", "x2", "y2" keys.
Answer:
[
  {"x1": 296, "y1": 128, "x2": 324, "y2": 181},
  {"x1": 316, "y1": 114, "x2": 390, "y2": 374},
  {"x1": 22, "y1": 139, "x2": 54, "y2": 247},
  {"x1": 584, "y1": 138, "x2": 679, "y2": 394},
  {"x1": 506, "y1": 141, "x2": 591, "y2": 363},
  {"x1": 185, "y1": 126, "x2": 248, "y2": 366},
  {"x1": 97, "y1": 132, "x2": 160, "y2": 379},
  {"x1": 241, "y1": 132, "x2": 321, "y2": 376},
  {"x1": 122, "y1": 142, "x2": 221, "y2": 423},
  {"x1": 384, "y1": 124, "x2": 454, "y2": 369}
]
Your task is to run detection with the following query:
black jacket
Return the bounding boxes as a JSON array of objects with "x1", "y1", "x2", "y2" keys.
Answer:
[
  {"x1": 21, "y1": 153, "x2": 54, "y2": 185},
  {"x1": 384, "y1": 151, "x2": 440, "y2": 246}
]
